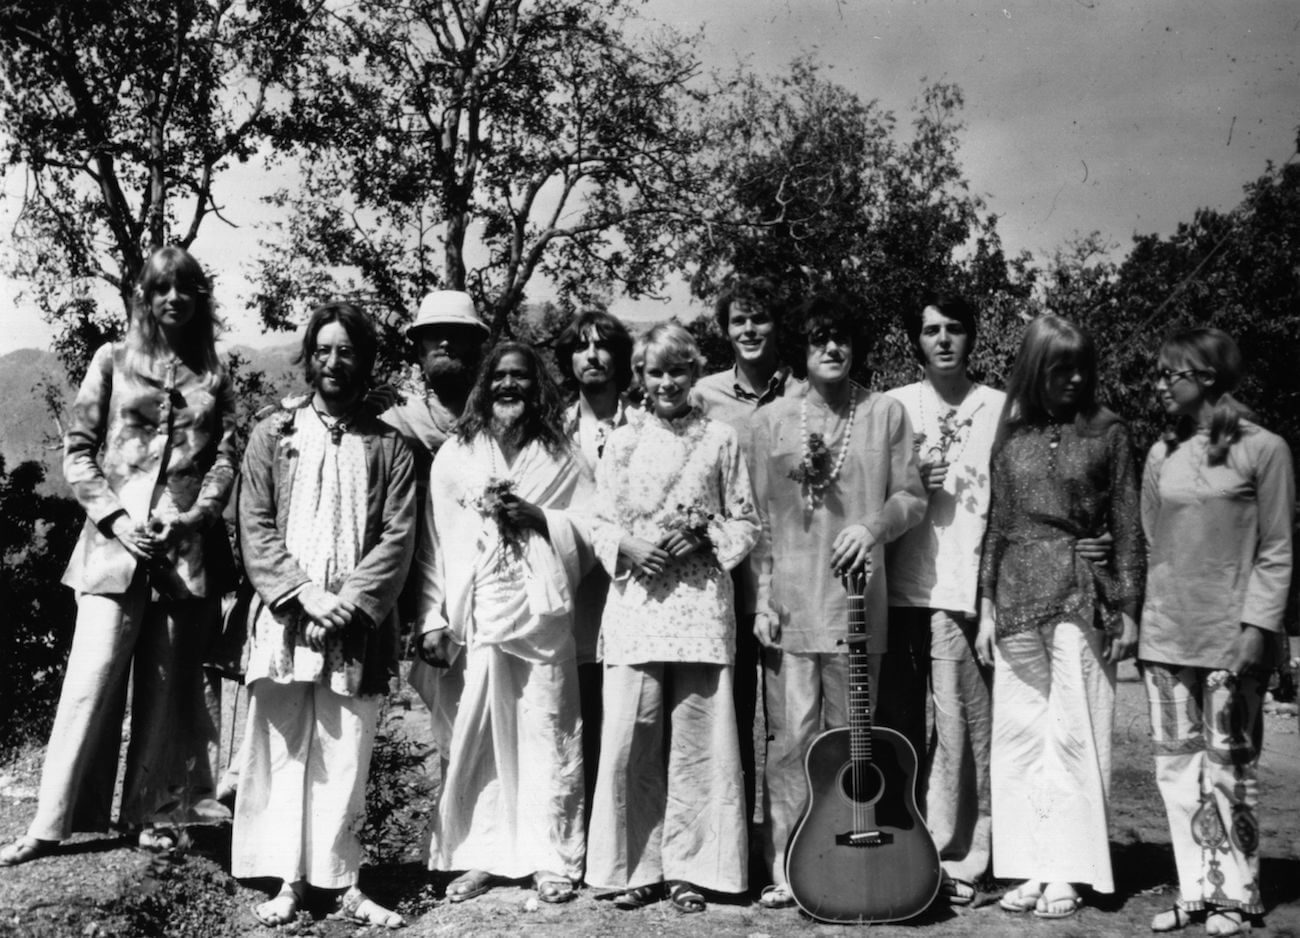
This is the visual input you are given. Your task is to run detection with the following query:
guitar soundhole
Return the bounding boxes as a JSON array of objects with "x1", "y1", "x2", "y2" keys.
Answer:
[{"x1": 838, "y1": 761, "x2": 884, "y2": 805}]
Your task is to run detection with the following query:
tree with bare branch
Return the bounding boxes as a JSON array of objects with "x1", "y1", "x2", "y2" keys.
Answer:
[
  {"x1": 252, "y1": 0, "x2": 706, "y2": 345},
  {"x1": 0, "y1": 0, "x2": 324, "y2": 372}
]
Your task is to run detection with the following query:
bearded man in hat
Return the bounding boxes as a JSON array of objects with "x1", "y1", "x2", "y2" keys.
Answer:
[
  {"x1": 376, "y1": 289, "x2": 490, "y2": 481},
  {"x1": 413, "y1": 342, "x2": 592, "y2": 905}
]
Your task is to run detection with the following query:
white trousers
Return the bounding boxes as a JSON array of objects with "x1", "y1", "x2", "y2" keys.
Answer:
[
  {"x1": 991, "y1": 620, "x2": 1115, "y2": 892},
  {"x1": 587, "y1": 662, "x2": 747, "y2": 893},
  {"x1": 29, "y1": 586, "x2": 217, "y2": 841},
  {"x1": 926, "y1": 610, "x2": 993, "y2": 884},
  {"x1": 231, "y1": 679, "x2": 380, "y2": 888}
]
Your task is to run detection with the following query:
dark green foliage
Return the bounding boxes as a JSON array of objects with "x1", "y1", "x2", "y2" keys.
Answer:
[
  {"x1": 0, "y1": 456, "x2": 81, "y2": 752},
  {"x1": 100, "y1": 852, "x2": 240, "y2": 938},
  {"x1": 686, "y1": 60, "x2": 1036, "y2": 393},
  {"x1": 362, "y1": 704, "x2": 435, "y2": 866}
]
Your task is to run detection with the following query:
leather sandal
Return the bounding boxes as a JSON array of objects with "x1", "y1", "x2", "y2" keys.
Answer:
[
  {"x1": 999, "y1": 881, "x2": 1043, "y2": 913},
  {"x1": 758, "y1": 883, "x2": 794, "y2": 909},
  {"x1": 613, "y1": 882, "x2": 663, "y2": 910},
  {"x1": 941, "y1": 874, "x2": 977, "y2": 906},
  {"x1": 1205, "y1": 909, "x2": 1249, "y2": 936},
  {"x1": 534, "y1": 873, "x2": 576, "y2": 904},
  {"x1": 1151, "y1": 906, "x2": 1203, "y2": 932},
  {"x1": 667, "y1": 880, "x2": 705, "y2": 914}
]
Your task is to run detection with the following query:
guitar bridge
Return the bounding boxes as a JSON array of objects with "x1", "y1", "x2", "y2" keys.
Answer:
[{"x1": 836, "y1": 830, "x2": 894, "y2": 847}]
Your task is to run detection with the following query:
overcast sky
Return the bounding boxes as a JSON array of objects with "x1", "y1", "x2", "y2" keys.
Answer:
[{"x1": 1, "y1": 0, "x2": 1296, "y2": 354}]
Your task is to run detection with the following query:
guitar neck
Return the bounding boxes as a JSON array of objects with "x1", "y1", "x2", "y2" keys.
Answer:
[{"x1": 846, "y1": 584, "x2": 873, "y2": 765}]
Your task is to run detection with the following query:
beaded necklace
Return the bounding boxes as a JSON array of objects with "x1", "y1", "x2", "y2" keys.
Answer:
[{"x1": 793, "y1": 384, "x2": 858, "y2": 508}]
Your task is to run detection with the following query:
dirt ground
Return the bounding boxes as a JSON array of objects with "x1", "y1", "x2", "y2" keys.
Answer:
[{"x1": 1, "y1": 660, "x2": 1298, "y2": 938}]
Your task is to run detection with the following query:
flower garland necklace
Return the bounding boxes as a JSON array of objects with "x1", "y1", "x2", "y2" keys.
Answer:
[
  {"x1": 789, "y1": 385, "x2": 858, "y2": 509},
  {"x1": 621, "y1": 408, "x2": 709, "y2": 519}
]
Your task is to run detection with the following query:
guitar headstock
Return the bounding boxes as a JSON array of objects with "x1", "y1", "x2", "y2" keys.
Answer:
[{"x1": 841, "y1": 568, "x2": 868, "y2": 599}]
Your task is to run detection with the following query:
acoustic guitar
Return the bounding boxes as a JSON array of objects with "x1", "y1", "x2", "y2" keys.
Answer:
[{"x1": 784, "y1": 571, "x2": 941, "y2": 924}]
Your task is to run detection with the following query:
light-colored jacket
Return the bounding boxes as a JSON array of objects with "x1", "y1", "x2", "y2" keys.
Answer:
[{"x1": 62, "y1": 342, "x2": 237, "y2": 597}]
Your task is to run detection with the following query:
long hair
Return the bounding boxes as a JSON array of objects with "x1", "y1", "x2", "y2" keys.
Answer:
[
  {"x1": 787, "y1": 293, "x2": 868, "y2": 379},
  {"x1": 296, "y1": 301, "x2": 378, "y2": 387},
  {"x1": 127, "y1": 246, "x2": 221, "y2": 379},
  {"x1": 994, "y1": 314, "x2": 1099, "y2": 453},
  {"x1": 457, "y1": 342, "x2": 569, "y2": 456},
  {"x1": 1159, "y1": 327, "x2": 1252, "y2": 466},
  {"x1": 555, "y1": 309, "x2": 634, "y2": 392}
]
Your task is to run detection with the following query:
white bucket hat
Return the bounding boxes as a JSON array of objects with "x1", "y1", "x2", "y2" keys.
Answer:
[{"x1": 406, "y1": 290, "x2": 490, "y2": 337}]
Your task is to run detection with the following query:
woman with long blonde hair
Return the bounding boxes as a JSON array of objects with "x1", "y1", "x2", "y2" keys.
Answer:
[
  {"x1": 975, "y1": 314, "x2": 1144, "y2": 918},
  {"x1": 1, "y1": 245, "x2": 237, "y2": 865}
]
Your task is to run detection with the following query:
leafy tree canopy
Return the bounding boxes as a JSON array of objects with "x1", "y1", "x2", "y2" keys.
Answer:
[
  {"x1": 252, "y1": 0, "x2": 707, "y2": 371},
  {"x1": 682, "y1": 58, "x2": 1034, "y2": 390},
  {"x1": 0, "y1": 0, "x2": 324, "y2": 374}
]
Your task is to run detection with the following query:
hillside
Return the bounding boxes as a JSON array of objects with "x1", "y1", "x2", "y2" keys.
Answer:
[{"x1": 0, "y1": 343, "x2": 299, "y2": 493}]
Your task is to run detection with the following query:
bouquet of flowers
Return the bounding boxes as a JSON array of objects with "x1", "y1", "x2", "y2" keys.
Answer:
[
  {"x1": 662, "y1": 502, "x2": 714, "y2": 544},
  {"x1": 472, "y1": 477, "x2": 526, "y2": 569}
]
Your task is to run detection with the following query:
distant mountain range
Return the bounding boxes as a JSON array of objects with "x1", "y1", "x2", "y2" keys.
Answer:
[{"x1": 0, "y1": 344, "x2": 299, "y2": 495}]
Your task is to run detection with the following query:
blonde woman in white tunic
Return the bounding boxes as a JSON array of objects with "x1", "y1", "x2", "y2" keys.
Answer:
[{"x1": 586, "y1": 323, "x2": 759, "y2": 914}]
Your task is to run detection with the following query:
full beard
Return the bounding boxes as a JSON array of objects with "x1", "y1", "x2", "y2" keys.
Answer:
[
  {"x1": 490, "y1": 399, "x2": 528, "y2": 451},
  {"x1": 309, "y1": 361, "x2": 360, "y2": 407},
  {"x1": 424, "y1": 357, "x2": 471, "y2": 400}
]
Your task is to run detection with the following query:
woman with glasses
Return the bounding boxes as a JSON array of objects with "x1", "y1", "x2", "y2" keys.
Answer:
[
  {"x1": 1, "y1": 246, "x2": 236, "y2": 866},
  {"x1": 1140, "y1": 329, "x2": 1292, "y2": 937},
  {"x1": 975, "y1": 314, "x2": 1144, "y2": 918}
]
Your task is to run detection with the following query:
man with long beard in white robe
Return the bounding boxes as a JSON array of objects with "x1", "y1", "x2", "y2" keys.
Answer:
[{"x1": 413, "y1": 341, "x2": 591, "y2": 905}]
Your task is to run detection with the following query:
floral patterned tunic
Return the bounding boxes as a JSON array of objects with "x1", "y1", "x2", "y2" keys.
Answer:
[{"x1": 591, "y1": 407, "x2": 759, "y2": 665}]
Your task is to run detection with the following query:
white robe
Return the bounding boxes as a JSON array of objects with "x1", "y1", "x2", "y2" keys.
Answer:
[{"x1": 410, "y1": 433, "x2": 590, "y2": 879}]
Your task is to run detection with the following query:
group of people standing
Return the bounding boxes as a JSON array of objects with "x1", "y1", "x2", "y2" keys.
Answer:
[{"x1": 0, "y1": 246, "x2": 1291, "y2": 938}]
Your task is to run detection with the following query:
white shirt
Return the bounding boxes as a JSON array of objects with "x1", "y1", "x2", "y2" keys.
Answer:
[{"x1": 885, "y1": 381, "x2": 1005, "y2": 616}]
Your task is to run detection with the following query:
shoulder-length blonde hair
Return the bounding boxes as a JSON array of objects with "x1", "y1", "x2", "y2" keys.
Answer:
[
  {"x1": 126, "y1": 246, "x2": 222, "y2": 379},
  {"x1": 994, "y1": 313, "x2": 1101, "y2": 453},
  {"x1": 632, "y1": 321, "x2": 706, "y2": 386}
]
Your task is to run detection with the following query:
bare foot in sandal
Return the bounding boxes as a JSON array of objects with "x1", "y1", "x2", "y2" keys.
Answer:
[
  {"x1": 667, "y1": 880, "x2": 705, "y2": 914},
  {"x1": 446, "y1": 869, "x2": 494, "y2": 903},
  {"x1": 334, "y1": 886, "x2": 404, "y2": 928},
  {"x1": 253, "y1": 881, "x2": 304, "y2": 927},
  {"x1": 1205, "y1": 909, "x2": 1247, "y2": 937},
  {"x1": 758, "y1": 883, "x2": 794, "y2": 909},
  {"x1": 0, "y1": 837, "x2": 56, "y2": 867},
  {"x1": 534, "y1": 872, "x2": 576, "y2": 904}
]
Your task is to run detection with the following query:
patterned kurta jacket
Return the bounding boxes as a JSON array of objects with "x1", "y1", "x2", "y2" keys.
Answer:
[{"x1": 238, "y1": 398, "x2": 417, "y2": 695}]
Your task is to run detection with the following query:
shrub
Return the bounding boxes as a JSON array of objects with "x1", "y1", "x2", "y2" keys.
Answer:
[{"x1": 0, "y1": 457, "x2": 82, "y2": 753}]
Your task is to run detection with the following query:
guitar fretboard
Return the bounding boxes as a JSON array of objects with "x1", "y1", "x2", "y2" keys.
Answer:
[{"x1": 845, "y1": 582, "x2": 873, "y2": 770}]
